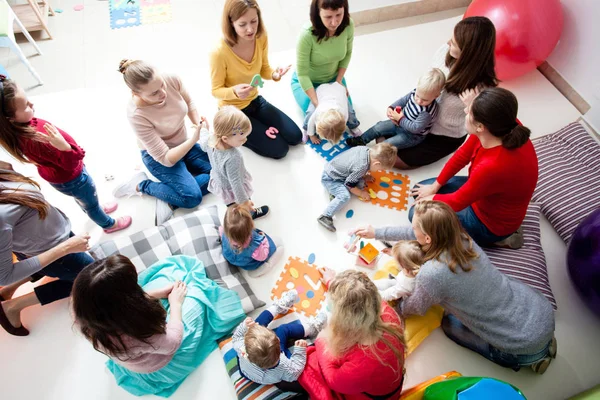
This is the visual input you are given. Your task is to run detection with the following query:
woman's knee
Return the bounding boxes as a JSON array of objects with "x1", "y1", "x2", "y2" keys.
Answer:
[{"x1": 178, "y1": 187, "x2": 203, "y2": 208}]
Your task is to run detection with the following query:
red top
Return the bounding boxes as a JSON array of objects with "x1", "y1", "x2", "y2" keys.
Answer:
[
  {"x1": 298, "y1": 302, "x2": 405, "y2": 400},
  {"x1": 19, "y1": 118, "x2": 85, "y2": 184},
  {"x1": 434, "y1": 134, "x2": 538, "y2": 236}
]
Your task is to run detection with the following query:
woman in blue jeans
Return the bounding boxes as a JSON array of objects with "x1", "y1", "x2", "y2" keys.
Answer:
[
  {"x1": 113, "y1": 60, "x2": 212, "y2": 225},
  {"x1": 0, "y1": 166, "x2": 93, "y2": 336}
]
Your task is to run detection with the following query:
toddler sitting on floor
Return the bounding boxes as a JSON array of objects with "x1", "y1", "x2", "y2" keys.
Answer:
[{"x1": 374, "y1": 240, "x2": 423, "y2": 301}]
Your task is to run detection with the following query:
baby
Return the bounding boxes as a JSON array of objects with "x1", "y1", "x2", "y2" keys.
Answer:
[
  {"x1": 374, "y1": 241, "x2": 423, "y2": 301},
  {"x1": 232, "y1": 290, "x2": 327, "y2": 385},
  {"x1": 303, "y1": 81, "x2": 361, "y2": 145},
  {"x1": 347, "y1": 68, "x2": 446, "y2": 150},
  {"x1": 317, "y1": 142, "x2": 397, "y2": 232}
]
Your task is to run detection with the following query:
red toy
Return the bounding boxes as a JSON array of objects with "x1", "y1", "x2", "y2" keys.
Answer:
[
  {"x1": 395, "y1": 106, "x2": 402, "y2": 114},
  {"x1": 265, "y1": 127, "x2": 279, "y2": 139}
]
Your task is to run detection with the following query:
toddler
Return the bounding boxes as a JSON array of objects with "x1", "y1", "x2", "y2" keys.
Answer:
[
  {"x1": 303, "y1": 81, "x2": 361, "y2": 145},
  {"x1": 232, "y1": 290, "x2": 327, "y2": 385},
  {"x1": 317, "y1": 142, "x2": 397, "y2": 232},
  {"x1": 374, "y1": 241, "x2": 423, "y2": 301},
  {"x1": 347, "y1": 68, "x2": 445, "y2": 149},
  {"x1": 200, "y1": 106, "x2": 268, "y2": 220},
  {"x1": 220, "y1": 204, "x2": 283, "y2": 278}
]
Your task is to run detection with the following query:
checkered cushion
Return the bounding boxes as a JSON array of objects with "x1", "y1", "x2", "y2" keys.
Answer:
[
  {"x1": 484, "y1": 203, "x2": 557, "y2": 309},
  {"x1": 90, "y1": 205, "x2": 264, "y2": 313},
  {"x1": 532, "y1": 122, "x2": 600, "y2": 244}
]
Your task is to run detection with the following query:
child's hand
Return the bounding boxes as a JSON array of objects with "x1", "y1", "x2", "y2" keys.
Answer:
[
  {"x1": 42, "y1": 124, "x2": 71, "y2": 151},
  {"x1": 358, "y1": 190, "x2": 371, "y2": 201},
  {"x1": 200, "y1": 116, "x2": 210, "y2": 131},
  {"x1": 240, "y1": 200, "x2": 254, "y2": 213},
  {"x1": 364, "y1": 174, "x2": 375, "y2": 183},
  {"x1": 388, "y1": 108, "x2": 402, "y2": 123},
  {"x1": 309, "y1": 135, "x2": 321, "y2": 145},
  {"x1": 295, "y1": 340, "x2": 308, "y2": 348},
  {"x1": 244, "y1": 317, "x2": 255, "y2": 328},
  {"x1": 168, "y1": 280, "x2": 187, "y2": 306},
  {"x1": 382, "y1": 247, "x2": 392, "y2": 256},
  {"x1": 318, "y1": 266, "x2": 336, "y2": 285}
]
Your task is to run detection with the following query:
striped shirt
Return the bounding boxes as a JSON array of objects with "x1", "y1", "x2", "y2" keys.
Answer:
[
  {"x1": 390, "y1": 89, "x2": 439, "y2": 135},
  {"x1": 232, "y1": 322, "x2": 307, "y2": 385},
  {"x1": 323, "y1": 146, "x2": 370, "y2": 188}
]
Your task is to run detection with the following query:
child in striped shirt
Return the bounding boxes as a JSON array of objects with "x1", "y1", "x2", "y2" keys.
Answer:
[
  {"x1": 232, "y1": 290, "x2": 327, "y2": 385},
  {"x1": 347, "y1": 68, "x2": 445, "y2": 150}
]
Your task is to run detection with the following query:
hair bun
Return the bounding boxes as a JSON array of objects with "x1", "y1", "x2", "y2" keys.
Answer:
[{"x1": 118, "y1": 59, "x2": 133, "y2": 74}]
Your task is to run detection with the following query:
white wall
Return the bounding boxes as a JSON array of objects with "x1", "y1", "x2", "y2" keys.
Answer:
[{"x1": 547, "y1": 0, "x2": 600, "y2": 132}]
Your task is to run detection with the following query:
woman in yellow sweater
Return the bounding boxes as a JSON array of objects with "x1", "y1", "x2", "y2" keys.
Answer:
[{"x1": 210, "y1": 0, "x2": 302, "y2": 160}]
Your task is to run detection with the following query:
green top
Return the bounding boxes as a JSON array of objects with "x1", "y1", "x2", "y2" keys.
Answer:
[{"x1": 295, "y1": 18, "x2": 355, "y2": 91}]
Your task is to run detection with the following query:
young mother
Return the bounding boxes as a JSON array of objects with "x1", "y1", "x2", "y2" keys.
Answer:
[
  {"x1": 355, "y1": 201, "x2": 557, "y2": 374},
  {"x1": 210, "y1": 0, "x2": 302, "y2": 160},
  {"x1": 279, "y1": 269, "x2": 405, "y2": 399},
  {"x1": 114, "y1": 60, "x2": 212, "y2": 225},
  {"x1": 0, "y1": 164, "x2": 92, "y2": 336},
  {"x1": 395, "y1": 16, "x2": 498, "y2": 169},
  {"x1": 410, "y1": 88, "x2": 537, "y2": 248}
]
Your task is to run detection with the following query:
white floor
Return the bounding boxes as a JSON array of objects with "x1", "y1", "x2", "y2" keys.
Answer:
[{"x1": 1, "y1": 2, "x2": 599, "y2": 400}]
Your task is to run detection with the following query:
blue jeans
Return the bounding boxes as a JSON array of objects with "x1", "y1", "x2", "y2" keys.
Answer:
[
  {"x1": 408, "y1": 177, "x2": 510, "y2": 246},
  {"x1": 50, "y1": 167, "x2": 115, "y2": 229},
  {"x1": 139, "y1": 143, "x2": 211, "y2": 209},
  {"x1": 321, "y1": 172, "x2": 354, "y2": 217},
  {"x1": 302, "y1": 100, "x2": 360, "y2": 132},
  {"x1": 442, "y1": 314, "x2": 551, "y2": 370},
  {"x1": 361, "y1": 120, "x2": 425, "y2": 150},
  {"x1": 255, "y1": 310, "x2": 305, "y2": 358}
]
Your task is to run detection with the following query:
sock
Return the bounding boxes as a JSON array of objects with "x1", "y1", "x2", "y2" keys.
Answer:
[
  {"x1": 300, "y1": 319, "x2": 312, "y2": 337},
  {"x1": 265, "y1": 306, "x2": 278, "y2": 317}
]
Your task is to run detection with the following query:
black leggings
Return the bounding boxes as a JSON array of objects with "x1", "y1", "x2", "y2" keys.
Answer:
[
  {"x1": 397, "y1": 133, "x2": 466, "y2": 167},
  {"x1": 275, "y1": 381, "x2": 308, "y2": 399}
]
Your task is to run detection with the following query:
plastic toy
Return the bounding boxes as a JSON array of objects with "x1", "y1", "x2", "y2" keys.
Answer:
[
  {"x1": 344, "y1": 233, "x2": 360, "y2": 253},
  {"x1": 395, "y1": 106, "x2": 402, "y2": 114},
  {"x1": 265, "y1": 126, "x2": 278, "y2": 139},
  {"x1": 400, "y1": 371, "x2": 462, "y2": 400},
  {"x1": 424, "y1": 376, "x2": 526, "y2": 400},
  {"x1": 250, "y1": 74, "x2": 264, "y2": 88},
  {"x1": 359, "y1": 243, "x2": 379, "y2": 264}
]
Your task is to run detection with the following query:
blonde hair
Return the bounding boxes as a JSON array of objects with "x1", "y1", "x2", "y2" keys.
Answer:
[
  {"x1": 224, "y1": 204, "x2": 254, "y2": 251},
  {"x1": 222, "y1": 0, "x2": 266, "y2": 47},
  {"x1": 118, "y1": 59, "x2": 155, "y2": 92},
  {"x1": 413, "y1": 201, "x2": 479, "y2": 273},
  {"x1": 244, "y1": 325, "x2": 280, "y2": 369},
  {"x1": 392, "y1": 240, "x2": 424, "y2": 275},
  {"x1": 316, "y1": 109, "x2": 346, "y2": 145},
  {"x1": 369, "y1": 142, "x2": 397, "y2": 170},
  {"x1": 417, "y1": 68, "x2": 446, "y2": 96},
  {"x1": 211, "y1": 106, "x2": 252, "y2": 148},
  {"x1": 324, "y1": 270, "x2": 405, "y2": 378}
]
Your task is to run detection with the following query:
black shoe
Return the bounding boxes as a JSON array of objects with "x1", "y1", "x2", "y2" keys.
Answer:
[
  {"x1": 317, "y1": 215, "x2": 336, "y2": 232},
  {"x1": 251, "y1": 205, "x2": 269, "y2": 220},
  {"x1": 345, "y1": 137, "x2": 365, "y2": 147}
]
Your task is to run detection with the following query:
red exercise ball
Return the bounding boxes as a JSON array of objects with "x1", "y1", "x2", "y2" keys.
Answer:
[{"x1": 464, "y1": 0, "x2": 563, "y2": 80}]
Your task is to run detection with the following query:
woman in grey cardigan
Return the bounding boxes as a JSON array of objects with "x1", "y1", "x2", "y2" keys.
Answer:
[
  {"x1": 354, "y1": 200, "x2": 556, "y2": 374},
  {"x1": 0, "y1": 163, "x2": 92, "y2": 336}
]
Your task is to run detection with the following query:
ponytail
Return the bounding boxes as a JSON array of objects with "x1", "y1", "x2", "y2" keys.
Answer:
[
  {"x1": 502, "y1": 124, "x2": 530, "y2": 150},
  {"x1": 118, "y1": 59, "x2": 155, "y2": 92}
]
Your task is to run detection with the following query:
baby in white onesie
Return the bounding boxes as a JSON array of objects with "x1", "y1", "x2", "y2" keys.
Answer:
[{"x1": 374, "y1": 240, "x2": 423, "y2": 302}]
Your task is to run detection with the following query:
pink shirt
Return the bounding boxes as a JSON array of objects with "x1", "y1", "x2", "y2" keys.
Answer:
[{"x1": 127, "y1": 74, "x2": 196, "y2": 167}]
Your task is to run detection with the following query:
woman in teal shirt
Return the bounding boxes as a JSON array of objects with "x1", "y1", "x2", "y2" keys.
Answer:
[{"x1": 291, "y1": 0, "x2": 360, "y2": 134}]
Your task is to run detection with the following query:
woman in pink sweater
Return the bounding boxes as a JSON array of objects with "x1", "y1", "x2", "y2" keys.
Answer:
[{"x1": 113, "y1": 60, "x2": 212, "y2": 225}]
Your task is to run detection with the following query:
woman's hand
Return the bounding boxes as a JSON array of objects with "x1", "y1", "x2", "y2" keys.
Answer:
[
  {"x1": 272, "y1": 65, "x2": 292, "y2": 81},
  {"x1": 168, "y1": 280, "x2": 187, "y2": 306},
  {"x1": 42, "y1": 124, "x2": 71, "y2": 151},
  {"x1": 350, "y1": 225, "x2": 375, "y2": 239},
  {"x1": 318, "y1": 266, "x2": 336, "y2": 285},
  {"x1": 309, "y1": 135, "x2": 321, "y2": 145},
  {"x1": 62, "y1": 233, "x2": 91, "y2": 254},
  {"x1": 459, "y1": 87, "x2": 479, "y2": 107},
  {"x1": 410, "y1": 182, "x2": 441, "y2": 200},
  {"x1": 148, "y1": 283, "x2": 174, "y2": 299},
  {"x1": 234, "y1": 84, "x2": 254, "y2": 99},
  {"x1": 416, "y1": 194, "x2": 435, "y2": 204}
]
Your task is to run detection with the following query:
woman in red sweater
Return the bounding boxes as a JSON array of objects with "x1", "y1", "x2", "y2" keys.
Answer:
[
  {"x1": 0, "y1": 77, "x2": 131, "y2": 233},
  {"x1": 279, "y1": 269, "x2": 405, "y2": 400},
  {"x1": 410, "y1": 87, "x2": 538, "y2": 248}
]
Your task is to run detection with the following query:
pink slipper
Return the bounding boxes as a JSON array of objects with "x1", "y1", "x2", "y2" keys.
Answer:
[
  {"x1": 102, "y1": 201, "x2": 118, "y2": 214},
  {"x1": 104, "y1": 216, "x2": 132, "y2": 234}
]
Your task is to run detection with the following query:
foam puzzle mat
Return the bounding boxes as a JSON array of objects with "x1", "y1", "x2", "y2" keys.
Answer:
[
  {"x1": 109, "y1": 0, "x2": 172, "y2": 29},
  {"x1": 307, "y1": 131, "x2": 352, "y2": 161},
  {"x1": 271, "y1": 256, "x2": 327, "y2": 318},
  {"x1": 365, "y1": 170, "x2": 411, "y2": 211}
]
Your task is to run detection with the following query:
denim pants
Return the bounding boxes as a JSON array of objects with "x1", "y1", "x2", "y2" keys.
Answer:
[
  {"x1": 255, "y1": 310, "x2": 305, "y2": 358},
  {"x1": 361, "y1": 120, "x2": 426, "y2": 150},
  {"x1": 302, "y1": 100, "x2": 360, "y2": 133},
  {"x1": 408, "y1": 177, "x2": 510, "y2": 246},
  {"x1": 442, "y1": 314, "x2": 551, "y2": 370},
  {"x1": 321, "y1": 172, "x2": 352, "y2": 217},
  {"x1": 241, "y1": 96, "x2": 303, "y2": 160},
  {"x1": 50, "y1": 167, "x2": 114, "y2": 229},
  {"x1": 139, "y1": 143, "x2": 211, "y2": 209}
]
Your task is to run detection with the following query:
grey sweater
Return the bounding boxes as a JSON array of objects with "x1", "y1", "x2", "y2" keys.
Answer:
[
  {"x1": 0, "y1": 181, "x2": 71, "y2": 285},
  {"x1": 375, "y1": 225, "x2": 555, "y2": 355}
]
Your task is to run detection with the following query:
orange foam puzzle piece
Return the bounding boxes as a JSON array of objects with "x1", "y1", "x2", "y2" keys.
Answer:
[{"x1": 365, "y1": 170, "x2": 410, "y2": 211}]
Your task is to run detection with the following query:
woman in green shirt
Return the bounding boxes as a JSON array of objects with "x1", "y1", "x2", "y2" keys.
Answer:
[{"x1": 291, "y1": 0, "x2": 360, "y2": 133}]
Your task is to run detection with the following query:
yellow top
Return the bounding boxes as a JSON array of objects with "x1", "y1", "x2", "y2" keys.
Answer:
[{"x1": 209, "y1": 34, "x2": 275, "y2": 109}]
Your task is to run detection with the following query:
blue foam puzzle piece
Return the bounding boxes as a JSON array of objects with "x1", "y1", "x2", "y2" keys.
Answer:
[
  {"x1": 307, "y1": 253, "x2": 316, "y2": 264},
  {"x1": 307, "y1": 131, "x2": 352, "y2": 161},
  {"x1": 346, "y1": 209, "x2": 354, "y2": 218}
]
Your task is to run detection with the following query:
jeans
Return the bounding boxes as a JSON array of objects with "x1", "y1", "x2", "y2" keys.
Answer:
[
  {"x1": 408, "y1": 177, "x2": 510, "y2": 246},
  {"x1": 291, "y1": 72, "x2": 354, "y2": 114},
  {"x1": 442, "y1": 314, "x2": 551, "y2": 370},
  {"x1": 50, "y1": 167, "x2": 114, "y2": 229},
  {"x1": 321, "y1": 172, "x2": 352, "y2": 217},
  {"x1": 302, "y1": 100, "x2": 360, "y2": 132},
  {"x1": 361, "y1": 120, "x2": 426, "y2": 150},
  {"x1": 139, "y1": 143, "x2": 211, "y2": 209},
  {"x1": 241, "y1": 96, "x2": 303, "y2": 159},
  {"x1": 255, "y1": 310, "x2": 306, "y2": 358}
]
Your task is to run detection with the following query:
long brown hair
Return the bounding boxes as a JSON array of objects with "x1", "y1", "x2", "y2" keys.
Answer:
[
  {"x1": 412, "y1": 201, "x2": 478, "y2": 273},
  {"x1": 221, "y1": 0, "x2": 266, "y2": 47},
  {"x1": 310, "y1": 0, "x2": 351, "y2": 42},
  {"x1": 72, "y1": 255, "x2": 167, "y2": 360},
  {"x1": 445, "y1": 16, "x2": 498, "y2": 94},
  {"x1": 0, "y1": 77, "x2": 43, "y2": 164},
  {"x1": 0, "y1": 169, "x2": 48, "y2": 219},
  {"x1": 471, "y1": 87, "x2": 531, "y2": 150},
  {"x1": 325, "y1": 270, "x2": 405, "y2": 381}
]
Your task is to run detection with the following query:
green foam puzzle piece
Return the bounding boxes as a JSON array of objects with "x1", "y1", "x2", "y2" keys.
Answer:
[{"x1": 250, "y1": 74, "x2": 264, "y2": 88}]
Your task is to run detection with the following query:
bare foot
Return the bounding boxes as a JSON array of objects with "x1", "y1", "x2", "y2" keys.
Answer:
[{"x1": 1, "y1": 302, "x2": 23, "y2": 328}]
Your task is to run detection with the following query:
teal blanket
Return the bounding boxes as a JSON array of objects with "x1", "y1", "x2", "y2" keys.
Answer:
[{"x1": 107, "y1": 255, "x2": 246, "y2": 397}]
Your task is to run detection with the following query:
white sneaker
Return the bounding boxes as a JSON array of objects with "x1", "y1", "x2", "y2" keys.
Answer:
[
  {"x1": 305, "y1": 311, "x2": 328, "y2": 336},
  {"x1": 155, "y1": 198, "x2": 174, "y2": 226},
  {"x1": 113, "y1": 172, "x2": 147, "y2": 198},
  {"x1": 272, "y1": 289, "x2": 298, "y2": 315},
  {"x1": 248, "y1": 244, "x2": 284, "y2": 278},
  {"x1": 349, "y1": 127, "x2": 363, "y2": 137}
]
